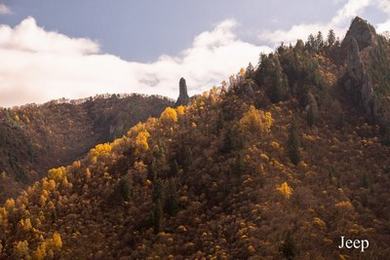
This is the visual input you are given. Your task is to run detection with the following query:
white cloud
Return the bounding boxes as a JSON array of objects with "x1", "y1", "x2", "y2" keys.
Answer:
[
  {"x1": 376, "y1": 0, "x2": 390, "y2": 33},
  {"x1": 330, "y1": 0, "x2": 372, "y2": 25},
  {"x1": 0, "y1": 3, "x2": 11, "y2": 15},
  {"x1": 377, "y1": 0, "x2": 390, "y2": 15},
  {"x1": 259, "y1": 0, "x2": 390, "y2": 46},
  {"x1": 259, "y1": 23, "x2": 334, "y2": 47},
  {"x1": 0, "y1": 18, "x2": 99, "y2": 54},
  {"x1": 377, "y1": 20, "x2": 390, "y2": 33},
  {"x1": 0, "y1": 17, "x2": 272, "y2": 107}
]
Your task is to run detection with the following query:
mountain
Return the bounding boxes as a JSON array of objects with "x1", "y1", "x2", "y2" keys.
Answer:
[
  {"x1": 0, "y1": 94, "x2": 173, "y2": 202},
  {"x1": 0, "y1": 17, "x2": 389, "y2": 259}
]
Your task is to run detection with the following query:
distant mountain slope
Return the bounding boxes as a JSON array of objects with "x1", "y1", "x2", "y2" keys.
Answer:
[
  {"x1": 0, "y1": 17, "x2": 389, "y2": 259},
  {"x1": 0, "y1": 94, "x2": 173, "y2": 201}
]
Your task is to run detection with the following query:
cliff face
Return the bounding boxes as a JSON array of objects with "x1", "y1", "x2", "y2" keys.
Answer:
[
  {"x1": 175, "y1": 78, "x2": 190, "y2": 106},
  {"x1": 342, "y1": 17, "x2": 390, "y2": 142},
  {"x1": 343, "y1": 16, "x2": 377, "y2": 51}
]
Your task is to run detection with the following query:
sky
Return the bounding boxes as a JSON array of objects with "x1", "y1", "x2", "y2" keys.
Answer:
[{"x1": 0, "y1": 0, "x2": 389, "y2": 107}]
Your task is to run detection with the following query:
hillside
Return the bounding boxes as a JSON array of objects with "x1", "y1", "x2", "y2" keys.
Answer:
[
  {"x1": 0, "y1": 17, "x2": 389, "y2": 259},
  {"x1": 0, "y1": 94, "x2": 173, "y2": 201}
]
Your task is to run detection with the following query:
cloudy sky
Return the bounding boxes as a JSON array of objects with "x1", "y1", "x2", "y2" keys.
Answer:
[{"x1": 0, "y1": 0, "x2": 389, "y2": 107}]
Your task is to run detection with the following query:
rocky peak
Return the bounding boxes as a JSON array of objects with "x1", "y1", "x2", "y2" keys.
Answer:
[
  {"x1": 343, "y1": 16, "x2": 377, "y2": 51},
  {"x1": 175, "y1": 77, "x2": 190, "y2": 106},
  {"x1": 341, "y1": 17, "x2": 379, "y2": 122}
]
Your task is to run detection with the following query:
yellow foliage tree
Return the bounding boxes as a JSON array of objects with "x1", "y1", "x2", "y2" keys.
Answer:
[
  {"x1": 176, "y1": 106, "x2": 186, "y2": 116},
  {"x1": 43, "y1": 179, "x2": 56, "y2": 191},
  {"x1": 160, "y1": 107, "x2": 178, "y2": 124},
  {"x1": 14, "y1": 240, "x2": 29, "y2": 258},
  {"x1": 239, "y1": 67, "x2": 246, "y2": 77},
  {"x1": 239, "y1": 106, "x2": 273, "y2": 136},
  {"x1": 48, "y1": 167, "x2": 67, "y2": 183},
  {"x1": 94, "y1": 143, "x2": 112, "y2": 155},
  {"x1": 277, "y1": 182, "x2": 293, "y2": 199},
  {"x1": 5, "y1": 198, "x2": 15, "y2": 211},
  {"x1": 72, "y1": 160, "x2": 81, "y2": 169},
  {"x1": 85, "y1": 168, "x2": 92, "y2": 179},
  {"x1": 33, "y1": 241, "x2": 47, "y2": 260},
  {"x1": 135, "y1": 130, "x2": 150, "y2": 153},
  {"x1": 0, "y1": 208, "x2": 6, "y2": 226},
  {"x1": 52, "y1": 232, "x2": 63, "y2": 249},
  {"x1": 19, "y1": 218, "x2": 33, "y2": 231}
]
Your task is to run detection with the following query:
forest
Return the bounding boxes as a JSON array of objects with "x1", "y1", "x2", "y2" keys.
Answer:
[{"x1": 0, "y1": 17, "x2": 389, "y2": 259}]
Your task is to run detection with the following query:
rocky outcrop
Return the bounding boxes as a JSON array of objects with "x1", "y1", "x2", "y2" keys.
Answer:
[
  {"x1": 342, "y1": 17, "x2": 376, "y2": 117},
  {"x1": 343, "y1": 35, "x2": 375, "y2": 116},
  {"x1": 175, "y1": 78, "x2": 190, "y2": 106},
  {"x1": 342, "y1": 17, "x2": 390, "y2": 143},
  {"x1": 343, "y1": 17, "x2": 377, "y2": 51}
]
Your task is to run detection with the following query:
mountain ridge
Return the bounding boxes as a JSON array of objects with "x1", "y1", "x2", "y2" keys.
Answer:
[
  {"x1": 0, "y1": 17, "x2": 389, "y2": 259},
  {"x1": 0, "y1": 94, "x2": 173, "y2": 202}
]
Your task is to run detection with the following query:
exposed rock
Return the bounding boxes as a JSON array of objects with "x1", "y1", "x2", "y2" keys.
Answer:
[
  {"x1": 175, "y1": 78, "x2": 190, "y2": 106},
  {"x1": 346, "y1": 37, "x2": 364, "y2": 81},
  {"x1": 342, "y1": 17, "x2": 376, "y2": 119},
  {"x1": 343, "y1": 16, "x2": 377, "y2": 51},
  {"x1": 343, "y1": 36, "x2": 373, "y2": 110},
  {"x1": 341, "y1": 17, "x2": 390, "y2": 143}
]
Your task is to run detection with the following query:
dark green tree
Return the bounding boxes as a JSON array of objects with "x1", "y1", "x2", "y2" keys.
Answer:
[
  {"x1": 152, "y1": 198, "x2": 163, "y2": 233},
  {"x1": 169, "y1": 159, "x2": 180, "y2": 177},
  {"x1": 279, "y1": 232, "x2": 297, "y2": 260},
  {"x1": 110, "y1": 177, "x2": 130, "y2": 203},
  {"x1": 151, "y1": 178, "x2": 164, "y2": 233},
  {"x1": 164, "y1": 178, "x2": 179, "y2": 216},
  {"x1": 315, "y1": 31, "x2": 324, "y2": 50},
  {"x1": 327, "y1": 29, "x2": 336, "y2": 47},
  {"x1": 287, "y1": 119, "x2": 301, "y2": 165},
  {"x1": 256, "y1": 53, "x2": 289, "y2": 102},
  {"x1": 305, "y1": 34, "x2": 316, "y2": 51},
  {"x1": 152, "y1": 178, "x2": 163, "y2": 203},
  {"x1": 117, "y1": 177, "x2": 130, "y2": 201},
  {"x1": 306, "y1": 93, "x2": 319, "y2": 127}
]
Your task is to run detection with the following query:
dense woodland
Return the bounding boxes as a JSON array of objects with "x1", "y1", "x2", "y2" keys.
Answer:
[
  {"x1": 0, "y1": 17, "x2": 389, "y2": 259},
  {"x1": 0, "y1": 94, "x2": 172, "y2": 202}
]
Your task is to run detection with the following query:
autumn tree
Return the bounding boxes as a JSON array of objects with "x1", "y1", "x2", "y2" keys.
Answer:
[
  {"x1": 14, "y1": 240, "x2": 29, "y2": 259},
  {"x1": 135, "y1": 130, "x2": 150, "y2": 154},
  {"x1": 160, "y1": 107, "x2": 178, "y2": 125},
  {"x1": 277, "y1": 182, "x2": 293, "y2": 199},
  {"x1": 239, "y1": 105, "x2": 273, "y2": 137}
]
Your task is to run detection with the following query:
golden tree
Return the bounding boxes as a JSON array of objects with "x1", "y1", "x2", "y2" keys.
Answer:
[
  {"x1": 48, "y1": 167, "x2": 67, "y2": 183},
  {"x1": 135, "y1": 130, "x2": 150, "y2": 153},
  {"x1": 277, "y1": 182, "x2": 293, "y2": 199},
  {"x1": 239, "y1": 106, "x2": 273, "y2": 136},
  {"x1": 14, "y1": 240, "x2": 29, "y2": 258},
  {"x1": 160, "y1": 107, "x2": 178, "y2": 124}
]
